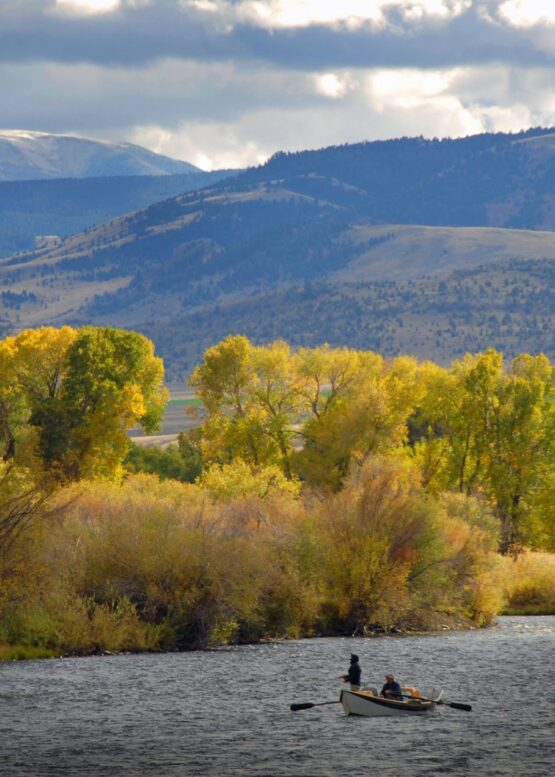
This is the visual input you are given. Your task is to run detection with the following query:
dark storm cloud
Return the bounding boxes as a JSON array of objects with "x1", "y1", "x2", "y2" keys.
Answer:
[
  {"x1": 234, "y1": 12, "x2": 552, "y2": 71},
  {"x1": 0, "y1": 1, "x2": 228, "y2": 67},
  {"x1": 0, "y1": 1, "x2": 553, "y2": 70},
  {"x1": 0, "y1": 57, "x2": 319, "y2": 133}
]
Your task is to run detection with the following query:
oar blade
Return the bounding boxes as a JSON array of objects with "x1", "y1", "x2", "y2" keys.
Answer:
[
  {"x1": 290, "y1": 700, "x2": 340, "y2": 711},
  {"x1": 448, "y1": 702, "x2": 472, "y2": 712}
]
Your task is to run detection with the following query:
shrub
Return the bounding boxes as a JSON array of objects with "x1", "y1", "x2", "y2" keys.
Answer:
[
  {"x1": 500, "y1": 552, "x2": 555, "y2": 614},
  {"x1": 125, "y1": 441, "x2": 201, "y2": 483}
]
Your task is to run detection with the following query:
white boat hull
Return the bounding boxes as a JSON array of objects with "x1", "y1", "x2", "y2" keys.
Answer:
[{"x1": 340, "y1": 688, "x2": 442, "y2": 717}]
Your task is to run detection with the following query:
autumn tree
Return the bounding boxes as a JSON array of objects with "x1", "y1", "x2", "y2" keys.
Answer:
[
  {"x1": 0, "y1": 326, "x2": 168, "y2": 483},
  {"x1": 189, "y1": 335, "x2": 262, "y2": 464},
  {"x1": 483, "y1": 354, "x2": 554, "y2": 553},
  {"x1": 32, "y1": 326, "x2": 168, "y2": 480},
  {"x1": 0, "y1": 327, "x2": 77, "y2": 463},
  {"x1": 294, "y1": 350, "x2": 423, "y2": 489},
  {"x1": 191, "y1": 338, "x2": 555, "y2": 551},
  {"x1": 413, "y1": 349, "x2": 555, "y2": 553},
  {"x1": 189, "y1": 336, "x2": 302, "y2": 474}
]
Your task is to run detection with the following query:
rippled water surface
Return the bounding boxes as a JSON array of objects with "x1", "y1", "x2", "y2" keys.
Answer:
[{"x1": 1, "y1": 616, "x2": 554, "y2": 776}]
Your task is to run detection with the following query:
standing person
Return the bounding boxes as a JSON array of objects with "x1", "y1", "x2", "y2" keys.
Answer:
[
  {"x1": 341, "y1": 654, "x2": 361, "y2": 691},
  {"x1": 380, "y1": 674, "x2": 403, "y2": 701}
]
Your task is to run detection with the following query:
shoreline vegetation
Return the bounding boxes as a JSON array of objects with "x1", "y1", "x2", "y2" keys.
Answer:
[
  {"x1": 1, "y1": 329, "x2": 555, "y2": 661},
  {"x1": 2, "y1": 607, "x2": 554, "y2": 663}
]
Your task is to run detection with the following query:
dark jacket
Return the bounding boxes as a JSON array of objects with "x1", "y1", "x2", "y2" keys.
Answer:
[
  {"x1": 347, "y1": 660, "x2": 361, "y2": 686},
  {"x1": 381, "y1": 680, "x2": 403, "y2": 701}
]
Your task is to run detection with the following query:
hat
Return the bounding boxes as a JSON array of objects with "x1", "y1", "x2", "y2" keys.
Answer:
[{"x1": 350, "y1": 654, "x2": 359, "y2": 662}]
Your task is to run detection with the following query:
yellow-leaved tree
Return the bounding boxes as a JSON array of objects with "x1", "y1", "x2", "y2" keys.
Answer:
[
  {"x1": 190, "y1": 335, "x2": 303, "y2": 473},
  {"x1": 412, "y1": 349, "x2": 555, "y2": 553},
  {"x1": 294, "y1": 349, "x2": 424, "y2": 489},
  {"x1": 0, "y1": 324, "x2": 168, "y2": 488}
]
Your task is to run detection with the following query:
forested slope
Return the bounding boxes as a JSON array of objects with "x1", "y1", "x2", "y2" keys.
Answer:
[
  {"x1": 0, "y1": 169, "x2": 235, "y2": 257},
  {"x1": 1, "y1": 128, "x2": 555, "y2": 376}
]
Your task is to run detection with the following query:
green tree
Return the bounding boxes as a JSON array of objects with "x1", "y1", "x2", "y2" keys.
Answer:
[
  {"x1": 0, "y1": 326, "x2": 168, "y2": 483},
  {"x1": 34, "y1": 326, "x2": 168, "y2": 480},
  {"x1": 125, "y1": 442, "x2": 201, "y2": 483},
  {"x1": 413, "y1": 350, "x2": 555, "y2": 553}
]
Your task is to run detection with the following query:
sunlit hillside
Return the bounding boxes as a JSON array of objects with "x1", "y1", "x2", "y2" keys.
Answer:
[{"x1": 2, "y1": 129, "x2": 555, "y2": 377}]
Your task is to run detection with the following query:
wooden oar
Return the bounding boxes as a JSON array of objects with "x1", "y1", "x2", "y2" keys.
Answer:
[
  {"x1": 290, "y1": 700, "x2": 341, "y2": 711},
  {"x1": 402, "y1": 693, "x2": 472, "y2": 712}
]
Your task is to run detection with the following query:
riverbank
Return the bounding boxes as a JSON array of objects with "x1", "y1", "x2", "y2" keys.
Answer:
[
  {"x1": 0, "y1": 645, "x2": 61, "y2": 662},
  {"x1": 5, "y1": 605, "x2": 555, "y2": 663},
  {"x1": 499, "y1": 551, "x2": 555, "y2": 616},
  {"x1": 502, "y1": 604, "x2": 555, "y2": 616},
  {"x1": 0, "y1": 611, "x2": 517, "y2": 663}
]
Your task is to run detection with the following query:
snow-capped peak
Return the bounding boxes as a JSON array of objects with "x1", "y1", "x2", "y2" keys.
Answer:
[{"x1": 0, "y1": 129, "x2": 199, "y2": 181}]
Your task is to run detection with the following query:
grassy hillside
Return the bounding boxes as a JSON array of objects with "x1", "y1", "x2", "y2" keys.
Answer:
[
  {"x1": 0, "y1": 169, "x2": 236, "y2": 257},
  {"x1": 1, "y1": 128, "x2": 555, "y2": 374},
  {"x1": 145, "y1": 256, "x2": 555, "y2": 378}
]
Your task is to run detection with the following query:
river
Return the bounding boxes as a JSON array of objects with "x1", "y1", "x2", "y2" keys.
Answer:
[{"x1": 1, "y1": 616, "x2": 553, "y2": 776}]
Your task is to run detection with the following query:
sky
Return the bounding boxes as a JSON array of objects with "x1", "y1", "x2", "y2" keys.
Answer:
[{"x1": 2, "y1": 1, "x2": 555, "y2": 169}]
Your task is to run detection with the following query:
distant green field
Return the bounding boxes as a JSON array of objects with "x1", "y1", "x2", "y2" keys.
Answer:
[
  {"x1": 167, "y1": 398, "x2": 203, "y2": 408},
  {"x1": 155, "y1": 397, "x2": 204, "y2": 436},
  {"x1": 130, "y1": 396, "x2": 204, "y2": 441}
]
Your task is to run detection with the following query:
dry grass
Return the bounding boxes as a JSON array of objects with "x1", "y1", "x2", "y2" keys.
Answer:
[
  {"x1": 331, "y1": 224, "x2": 555, "y2": 283},
  {"x1": 500, "y1": 552, "x2": 555, "y2": 615}
]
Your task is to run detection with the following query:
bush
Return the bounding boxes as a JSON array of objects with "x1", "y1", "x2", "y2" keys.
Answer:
[
  {"x1": 0, "y1": 463, "x2": 533, "y2": 657},
  {"x1": 125, "y1": 441, "x2": 201, "y2": 483},
  {"x1": 500, "y1": 552, "x2": 555, "y2": 614},
  {"x1": 307, "y1": 457, "x2": 502, "y2": 632}
]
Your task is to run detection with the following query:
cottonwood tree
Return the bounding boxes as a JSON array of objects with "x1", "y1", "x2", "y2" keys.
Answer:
[
  {"x1": 32, "y1": 326, "x2": 168, "y2": 480},
  {"x1": 190, "y1": 336, "x2": 303, "y2": 474},
  {"x1": 294, "y1": 350, "x2": 423, "y2": 490},
  {"x1": 0, "y1": 327, "x2": 77, "y2": 462},
  {"x1": 0, "y1": 325, "x2": 168, "y2": 482},
  {"x1": 413, "y1": 349, "x2": 555, "y2": 554}
]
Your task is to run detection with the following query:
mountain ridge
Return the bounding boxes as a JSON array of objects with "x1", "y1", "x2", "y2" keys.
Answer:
[
  {"x1": 0, "y1": 169, "x2": 237, "y2": 258},
  {"x1": 0, "y1": 129, "x2": 199, "y2": 181},
  {"x1": 2, "y1": 127, "x2": 555, "y2": 376}
]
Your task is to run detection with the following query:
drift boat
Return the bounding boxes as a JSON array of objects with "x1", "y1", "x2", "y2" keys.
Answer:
[{"x1": 340, "y1": 686, "x2": 444, "y2": 717}]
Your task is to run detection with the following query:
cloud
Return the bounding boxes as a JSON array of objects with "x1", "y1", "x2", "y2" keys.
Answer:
[
  {"x1": 498, "y1": 1, "x2": 555, "y2": 28},
  {"x1": 0, "y1": 58, "x2": 319, "y2": 135},
  {"x1": 2, "y1": 1, "x2": 555, "y2": 170},
  {"x1": 0, "y1": 1, "x2": 553, "y2": 71},
  {"x1": 182, "y1": 1, "x2": 474, "y2": 32},
  {"x1": 315, "y1": 72, "x2": 357, "y2": 99},
  {"x1": 55, "y1": 0, "x2": 121, "y2": 16},
  {"x1": 124, "y1": 61, "x2": 555, "y2": 169}
]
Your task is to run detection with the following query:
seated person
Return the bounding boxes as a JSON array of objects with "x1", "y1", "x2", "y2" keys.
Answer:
[{"x1": 380, "y1": 674, "x2": 403, "y2": 701}]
